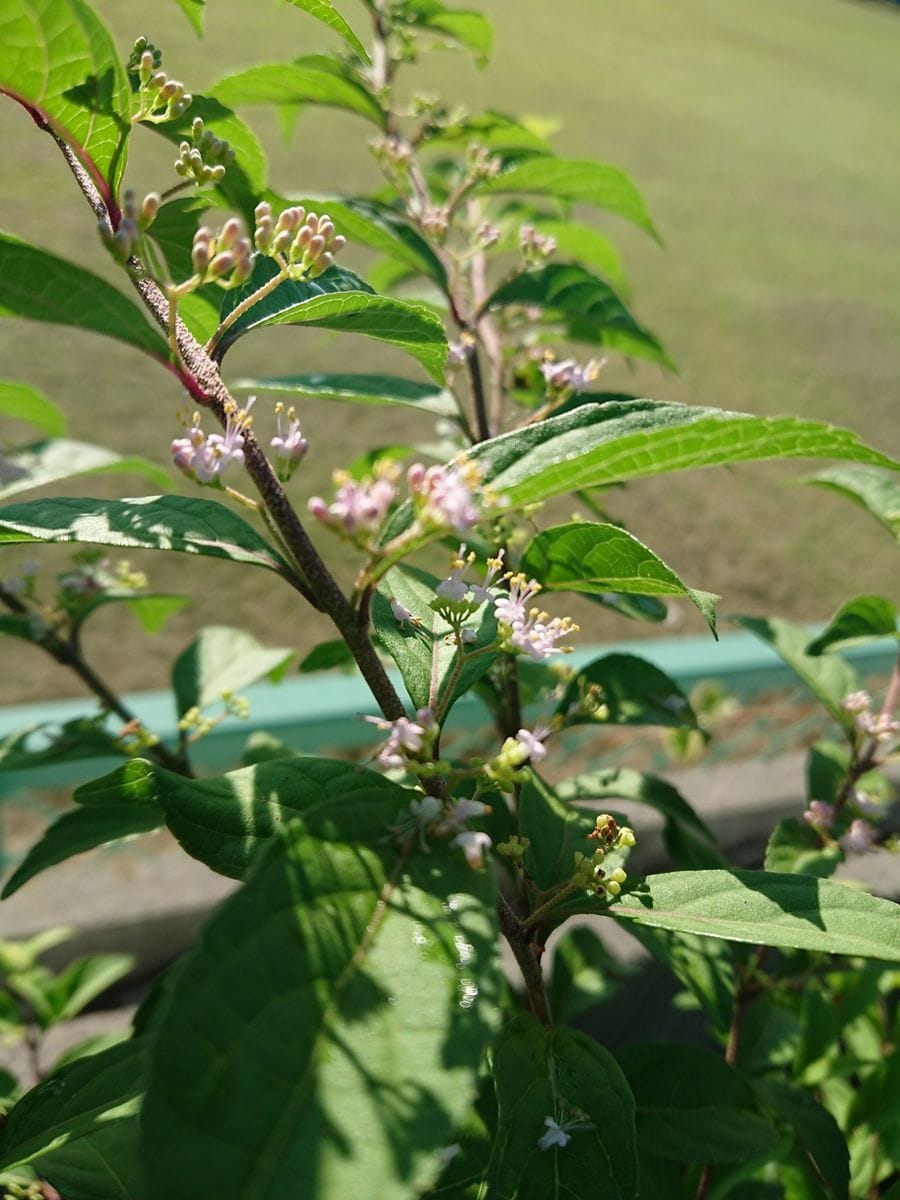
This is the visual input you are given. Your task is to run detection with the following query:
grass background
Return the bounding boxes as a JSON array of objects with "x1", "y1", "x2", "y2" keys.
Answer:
[{"x1": 1, "y1": 0, "x2": 898, "y2": 706}]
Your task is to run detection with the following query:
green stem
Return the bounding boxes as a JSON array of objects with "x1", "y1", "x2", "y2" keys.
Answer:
[
  {"x1": 521, "y1": 880, "x2": 580, "y2": 931},
  {"x1": 205, "y1": 266, "x2": 289, "y2": 357}
]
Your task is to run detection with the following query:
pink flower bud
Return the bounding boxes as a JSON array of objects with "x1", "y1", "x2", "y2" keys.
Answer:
[
  {"x1": 209, "y1": 251, "x2": 235, "y2": 278},
  {"x1": 218, "y1": 217, "x2": 243, "y2": 250}
]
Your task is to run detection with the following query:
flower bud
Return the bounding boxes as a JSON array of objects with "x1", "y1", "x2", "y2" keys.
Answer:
[
  {"x1": 209, "y1": 251, "x2": 235, "y2": 277},
  {"x1": 139, "y1": 50, "x2": 155, "y2": 85},
  {"x1": 207, "y1": 164, "x2": 227, "y2": 182},
  {"x1": 139, "y1": 192, "x2": 161, "y2": 228},
  {"x1": 273, "y1": 229, "x2": 294, "y2": 255},
  {"x1": 150, "y1": 71, "x2": 167, "y2": 92},
  {"x1": 305, "y1": 234, "x2": 326, "y2": 261},
  {"x1": 218, "y1": 217, "x2": 243, "y2": 250}
]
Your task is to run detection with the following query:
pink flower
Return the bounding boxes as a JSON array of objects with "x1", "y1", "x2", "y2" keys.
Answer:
[
  {"x1": 856, "y1": 711, "x2": 900, "y2": 742},
  {"x1": 270, "y1": 404, "x2": 308, "y2": 463},
  {"x1": 508, "y1": 612, "x2": 578, "y2": 662},
  {"x1": 364, "y1": 708, "x2": 436, "y2": 769},
  {"x1": 171, "y1": 401, "x2": 252, "y2": 484},
  {"x1": 841, "y1": 818, "x2": 877, "y2": 855},
  {"x1": 803, "y1": 800, "x2": 835, "y2": 831},
  {"x1": 409, "y1": 460, "x2": 482, "y2": 532},
  {"x1": 540, "y1": 356, "x2": 605, "y2": 395},
  {"x1": 515, "y1": 726, "x2": 549, "y2": 764},
  {"x1": 308, "y1": 470, "x2": 397, "y2": 536},
  {"x1": 493, "y1": 573, "x2": 542, "y2": 627}
]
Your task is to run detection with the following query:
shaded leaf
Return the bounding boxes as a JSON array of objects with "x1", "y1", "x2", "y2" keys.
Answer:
[
  {"x1": 522, "y1": 521, "x2": 717, "y2": 631},
  {"x1": 0, "y1": 440, "x2": 170, "y2": 502},
  {"x1": 518, "y1": 774, "x2": 629, "y2": 893},
  {"x1": 556, "y1": 767, "x2": 715, "y2": 843},
  {"x1": 212, "y1": 59, "x2": 385, "y2": 126},
  {"x1": 0, "y1": 717, "x2": 125, "y2": 772},
  {"x1": 621, "y1": 925, "x2": 736, "y2": 1033},
  {"x1": 754, "y1": 1080, "x2": 849, "y2": 1200},
  {"x1": 0, "y1": 234, "x2": 167, "y2": 359},
  {"x1": 172, "y1": 625, "x2": 295, "y2": 716},
  {"x1": 549, "y1": 926, "x2": 629, "y2": 1023},
  {"x1": 284, "y1": 0, "x2": 369, "y2": 60},
  {"x1": 556, "y1": 652, "x2": 702, "y2": 730},
  {"x1": 764, "y1": 818, "x2": 842, "y2": 879},
  {"x1": 298, "y1": 639, "x2": 355, "y2": 672},
  {"x1": 806, "y1": 595, "x2": 897, "y2": 656},
  {"x1": 234, "y1": 370, "x2": 456, "y2": 416},
  {"x1": 0, "y1": 495, "x2": 295, "y2": 578},
  {"x1": 803, "y1": 465, "x2": 900, "y2": 542},
  {"x1": 139, "y1": 820, "x2": 500, "y2": 1198},
  {"x1": 0, "y1": 381, "x2": 65, "y2": 437}
]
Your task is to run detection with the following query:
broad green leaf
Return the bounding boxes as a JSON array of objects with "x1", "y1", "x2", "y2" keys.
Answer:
[
  {"x1": 172, "y1": 625, "x2": 295, "y2": 717},
  {"x1": 621, "y1": 925, "x2": 736, "y2": 1033},
  {"x1": 233, "y1": 371, "x2": 457, "y2": 416},
  {"x1": 212, "y1": 60, "x2": 385, "y2": 127},
  {"x1": 0, "y1": 1038, "x2": 145, "y2": 1173},
  {"x1": 0, "y1": 381, "x2": 65, "y2": 437},
  {"x1": 548, "y1": 926, "x2": 629, "y2": 1023},
  {"x1": 0, "y1": 0, "x2": 130, "y2": 192},
  {"x1": 522, "y1": 522, "x2": 718, "y2": 632},
  {"x1": 298, "y1": 638, "x2": 355, "y2": 672},
  {"x1": 463, "y1": 399, "x2": 898, "y2": 517},
  {"x1": 615, "y1": 1042, "x2": 779, "y2": 1164},
  {"x1": 753, "y1": 1080, "x2": 849, "y2": 1200},
  {"x1": 140, "y1": 820, "x2": 500, "y2": 1199},
  {"x1": 171, "y1": 0, "x2": 204, "y2": 34},
  {"x1": 764, "y1": 818, "x2": 842, "y2": 879},
  {"x1": 0, "y1": 440, "x2": 170, "y2": 502},
  {"x1": 734, "y1": 615, "x2": 858, "y2": 726},
  {"x1": 803, "y1": 465, "x2": 900, "y2": 542},
  {"x1": 486, "y1": 1015, "x2": 638, "y2": 1199},
  {"x1": 406, "y1": 4, "x2": 493, "y2": 64},
  {"x1": 33, "y1": 1118, "x2": 142, "y2": 1200},
  {"x1": 527, "y1": 219, "x2": 628, "y2": 293},
  {"x1": 556, "y1": 766, "x2": 715, "y2": 843},
  {"x1": 70, "y1": 590, "x2": 191, "y2": 637},
  {"x1": 423, "y1": 110, "x2": 551, "y2": 156},
  {"x1": 605, "y1": 869, "x2": 900, "y2": 959},
  {"x1": 49, "y1": 954, "x2": 135, "y2": 1024},
  {"x1": 556, "y1": 652, "x2": 702, "y2": 730},
  {"x1": 0, "y1": 234, "x2": 167, "y2": 359},
  {"x1": 0, "y1": 495, "x2": 295, "y2": 578},
  {"x1": 283, "y1": 0, "x2": 370, "y2": 62},
  {"x1": 477, "y1": 157, "x2": 659, "y2": 240},
  {"x1": 372, "y1": 564, "x2": 499, "y2": 714},
  {"x1": 144, "y1": 195, "x2": 208, "y2": 283},
  {"x1": 215, "y1": 257, "x2": 448, "y2": 383},
  {"x1": 0, "y1": 717, "x2": 125, "y2": 772},
  {"x1": 2, "y1": 801, "x2": 164, "y2": 899},
  {"x1": 147, "y1": 756, "x2": 413, "y2": 878},
  {"x1": 592, "y1": 591, "x2": 668, "y2": 623},
  {"x1": 807, "y1": 739, "x2": 850, "y2": 807},
  {"x1": 518, "y1": 775, "x2": 629, "y2": 893},
  {"x1": 486, "y1": 265, "x2": 669, "y2": 367},
  {"x1": 806, "y1": 595, "x2": 898, "y2": 656}
]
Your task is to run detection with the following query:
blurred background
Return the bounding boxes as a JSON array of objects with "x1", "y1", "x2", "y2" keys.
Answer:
[{"x1": 1, "y1": 0, "x2": 898, "y2": 706}]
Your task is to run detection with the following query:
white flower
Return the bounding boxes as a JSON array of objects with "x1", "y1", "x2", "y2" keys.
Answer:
[
  {"x1": 841, "y1": 690, "x2": 871, "y2": 715},
  {"x1": 452, "y1": 829, "x2": 492, "y2": 869},
  {"x1": 390, "y1": 597, "x2": 416, "y2": 625},
  {"x1": 841, "y1": 818, "x2": 877, "y2": 855},
  {"x1": 537, "y1": 1118, "x2": 571, "y2": 1151},
  {"x1": 364, "y1": 710, "x2": 434, "y2": 769},
  {"x1": 856, "y1": 711, "x2": 900, "y2": 742},
  {"x1": 270, "y1": 404, "x2": 308, "y2": 462},
  {"x1": 508, "y1": 612, "x2": 578, "y2": 662},
  {"x1": 515, "y1": 726, "x2": 549, "y2": 764},
  {"x1": 493, "y1": 573, "x2": 542, "y2": 628}
]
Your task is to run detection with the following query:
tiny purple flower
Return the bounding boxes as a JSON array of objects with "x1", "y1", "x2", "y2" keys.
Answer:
[
  {"x1": 803, "y1": 800, "x2": 836, "y2": 831},
  {"x1": 841, "y1": 818, "x2": 878, "y2": 855}
]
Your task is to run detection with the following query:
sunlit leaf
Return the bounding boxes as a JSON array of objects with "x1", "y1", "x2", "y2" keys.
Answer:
[
  {"x1": 805, "y1": 595, "x2": 897, "y2": 656},
  {"x1": 212, "y1": 59, "x2": 385, "y2": 126},
  {"x1": 0, "y1": 440, "x2": 170, "y2": 502},
  {"x1": 233, "y1": 371, "x2": 457, "y2": 416},
  {"x1": 172, "y1": 625, "x2": 295, "y2": 717},
  {"x1": 803, "y1": 465, "x2": 900, "y2": 542},
  {"x1": 170, "y1": 0, "x2": 204, "y2": 34},
  {"x1": 283, "y1": 0, "x2": 369, "y2": 61},
  {"x1": 0, "y1": 381, "x2": 65, "y2": 437}
]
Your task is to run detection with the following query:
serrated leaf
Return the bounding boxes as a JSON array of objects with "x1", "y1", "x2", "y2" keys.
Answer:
[
  {"x1": 0, "y1": 381, "x2": 65, "y2": 437},
  {"x1": 0, "y1": 495, "x2": 295, "y2": 578},
  {"x1": 146, "y1": 756, "x2": 413, "y2": 878},
  {"x1": 604, "y1": 870, "x2": 900, "y2": 959},
  {"x1": 139, "y1": 820, "x2": 500, "y2": 1199},
  {"x1": 212, "y1": 59, "x2": 384, "y2": 126},
  {"x1": 0, "y1": 1038, "x2": 145, "y2": 1174},
  {"x1": 615, "y1": 1042, "x2": 780, "y2": 1164},
  {"x1": 518, "y1": 774, "x2": 629, "y2": 892},
  {"x1": 234, "y1": 371, "x2": 457, "y2": 416},
  {"x1": 803, "y1": 465, "x2": 900, "y2": 542},
  {"x1": 0, "y1": 0, "x2": 130, "y2": 192},
  {"x1": 214, "y1": 257, "x2": 448, "y2": 382},
  {"x1": 477, "y1": 157, "x2": 659, "y2": 240},
  {"x1": 806, "y1": 595, "x2": 898, "y2": 656},
  {"x1": 485, "y1": 1015, "x2": 638, "y2": 1200},
  {"x1": 556, "y1": 652, "x2": 702, "y2": 730},
  {"x1": 733, "y1": 615, "x2": 858, "y2": 726},
  {"x1": 283, "y1": 0, "x2": 370, "y2": 61},
  {"x1": 486, "y1": 264, "x2": 669, "y2": 367},
  {"x1": 0, "y1": 234, "x2": 167, "y2": 359},
  {"x1": 0, "y1": 440, "x2": 170, "y2": 502},
  {"x1": 764, "y1": 818, "x2": 842, "y2": 879},
  {"x1": 172, "y1": 625, "x2": 295, "y2": 717},
  {"x1": 522, "y1": 521, "x2": 718, "y2": 632},
  {"x1": 556, "y1": 766, "x2": 715, "y2": 843},
  {"x1": 372, "y1": 564, "x2": 499, "y2": 714},
  {"x1": 170, "y1": 0, "x2": 204, "y2": 33}
]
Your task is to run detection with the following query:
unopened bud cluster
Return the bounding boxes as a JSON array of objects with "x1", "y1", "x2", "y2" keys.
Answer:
[
  {"x1": 190, "y1": 219, "x2": 253, "y2": 289},
  {"x1": 540, "y1": 355, "x2": 606, "y2": 397},
  {"x1": 253, "y1": 202, "x2": 346, "y2": 280},
  {"x1": 175, "y1": 118, "x2": 235, "y2": 185},
  {"x1": 466, "y1": 141, "x2": 502, "y2": 182},
  {"x1": 573, "y1": 813, "x2": 636, "y2": 897},
  {"x1": 370, "y1": 133, "x2": 414, "y2": 172},
  {"x1": 100, "y1": 188, "x2": 161, "y2": 263},
  {"x1": 842, "y1": 690, "x2": 900, "y2": 744},
  {"x1": 520, "y1": 224, "x2": 557, "y2": 262},
  {"x1": 131, "y1": 39, "x2": 192, "y2": 123}
]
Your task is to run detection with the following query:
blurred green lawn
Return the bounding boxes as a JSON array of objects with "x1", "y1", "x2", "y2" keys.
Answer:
[{"x1": 1, "y1": 0, "x2": 898, "y2": 704}]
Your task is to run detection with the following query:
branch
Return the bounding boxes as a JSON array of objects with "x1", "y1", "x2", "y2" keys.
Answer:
[{"x1": 496, "y1": 891, "x2": 553, "y2": 1025}]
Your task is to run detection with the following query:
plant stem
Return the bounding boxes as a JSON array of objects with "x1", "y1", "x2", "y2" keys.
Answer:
[
  {"x1": 466, "y1": 344, "x2": 491, "y2": 443},
  {"x1": 205, "y1": 266, "x2": 289, "y2": 357},
  {"x1": 520, "y1": 881, "x2": 580, "y2": 931},
  {"x1": 496, "y1": 891, "x2": 553, "y2": 1025}
]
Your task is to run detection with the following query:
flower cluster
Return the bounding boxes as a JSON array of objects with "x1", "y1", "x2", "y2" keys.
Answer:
[
  {"x1": 485, "y1": 724, "x2": 554, "y2": 787},
  {"x1": 131, "y1": 39, "x2": 192, "y2": 123},
  {"x1": 842, "y1": 690, "x2": 899, "y2": 743},
  {"x1": 174, "y1": 118, "x2": 236, "y2": 185},
  {"x1": 519, "y1": 224, "x2": 557, "y2": 262},
  {"x1": 308, "y1": 460, "x2": 400, "y2": 540},
  {"x1": 395, "y1": 792, "x2": 493, "y2": 868},
  {"x1": 540, "y1": 355, "x2": 606, "y2": 396},
  {"x1": 189, "y1": 220, "x2": 253, "y2": 289},
  {"x1": 364, "y1": 708, "x2": 439, "y2": 771},
  {"x1": 270, "y1": 403, "x2": 308, "y2": 479},
  {"x1": 494, "y1": 572, "x2": 579, "y2": 662},
  {"x1": 171, "y1": 400, "x2": 253, "y2": 484},
  {"x1": 573, "y1": 813, "x2": 635, "y2": 898},
  {"x1": 253, "y1": 203, "x2": 346, "y2": 280},
  {"x1": 408, "y1": 458, "x2": 485, "y2": 532},
  {"x1": 101, "y1": 189, "x2": 160, "y2": 262}
]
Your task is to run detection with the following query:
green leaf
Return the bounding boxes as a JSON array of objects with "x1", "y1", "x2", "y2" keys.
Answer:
[
  {"x1": 605, "y1": 869, "x2": 900, "y2": 959},
  {"x1": 556, "y1": 652, "x2": 702, "y2": 730},
  {"x1": 486, "y1": 265, "x2": 669, "y2": 367},
  {"x1": 139, "y1": 820, "x2": 500, "y2": 1198},
  {"x1": 754, "y1": 1080, "x2": 849, "y2": 1200},
  {"x1": 733, "y1": 615, "x2": 858, "y2": 726},
  {"x1": 806, "y1": 595, "x2": 898, "y2": 656},
  {"x1": 0, "y1": 440, "x2": 170, "y2": 502},
  {"x1": 486, "y1": 1015, "x2": 638, "y2": 1199},
  {"x1": 0, "y1": 234, "x2": 167, "y2": 359},
  {"x1": 803, "y1": 465, "x2": 900, "y2": 542},
  {"x1": 212, "y1": 60, "x2": 385, "y2": 127},
  {"x1": 806, "y1": 740, "x2": 851, "y2": 807},
  {"x1": 406, "y1": 4, "x2": 493, "y2": 64},
  {"x1": 615, "y1": 1041, "x2": 779, "y2": 1164},
  {"x1": 298, "y1": 639, "x2": 355, "y2": 672},
  {"x1": 283, "y1": 0, "x2": 370, "y2": 62},
  {"x1": 0, "y1": 0, "x2": 130, "y2": 192},
  {"x1": 171, "y1": 0, "x2": 204, "y2": 34},
  {"x1": 477, "y1": 156, "x2": 659, "y2": 240},
  {"x1": 71, "y1": 590, "x2": 191, "y2": 637},
  {"x1": 764, "y1": 818, "x2": 842, "y2": 879},
  {"x1": 621, "y1": 925, "x2": 736, "y2": 1033},
  {"x1": 172, "y1": 625, "x2": 295, "y2": 717},
  {"x1": 0, "y1": 381, "x2": 65, "y2": 437},
  {"x1": 372, "y1": 564, "x2": 499, "y2": 714},
  {"x1": 522, "y1": 521, "x2": 718, "y2": 632},
  {"x1": 525, "y1": 219, "x2": 628, "y2": 293},
  {"x1": 34, "y1": 1118, "x2": 142, "y2": 1200},
  {"x1": 423, "y1": 110, "x2": 551, "y2": 156},
  {"x1": 518, "y1": 774, "x2": 629, "y2": 892},
  {"x1": 0, "y1": 495, "x2": 295, "y2": 578},
  {"x1": 49, "y1": 954, "x2": 135, "y2": 1024},
  {"x1": 548, "y1": 926, "x2": 629, "y2": 1023},
  {"x1": 147, "y1": 756, "x2": 413, "y2": 878},
  {"x1": 0, "y1": 1038, "x2": 145, "y2": 1174},
  {"x1": 215, "y1": 257, "x2": 448, "y2": 383},
  {"x1": 233, "y1": 371, "x2": 457, "y2": 417},
  {"x1": 0, "y1": 717, "x2": 125, "y2": 772},
  {"x1": 556, "y1": 766, "x2": 715, "y2": 844}
]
